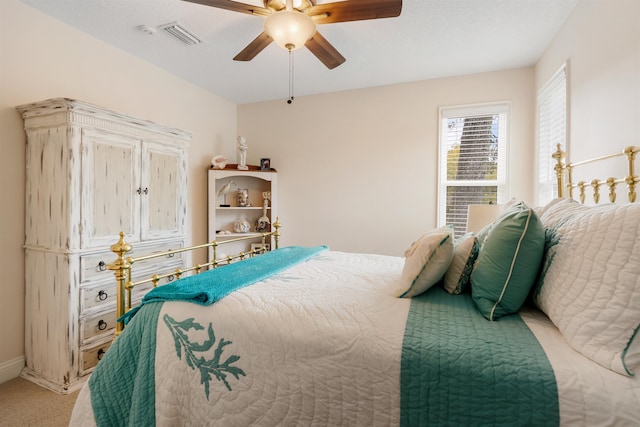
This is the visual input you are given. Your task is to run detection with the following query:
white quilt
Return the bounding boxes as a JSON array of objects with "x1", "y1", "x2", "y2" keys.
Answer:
[{"x1": 70, "y1": 251, "x2": 640, "y2": 426}]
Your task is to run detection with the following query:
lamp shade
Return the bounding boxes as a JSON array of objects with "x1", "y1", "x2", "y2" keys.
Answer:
[
  {"x1": 264, "y1": 10, "x2": 316, "y2": 51},
  {"x1": 466, "y1": 204, "x2": 503, "y2": 233}
]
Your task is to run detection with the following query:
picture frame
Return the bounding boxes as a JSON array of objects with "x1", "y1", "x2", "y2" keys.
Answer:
[
  {"x1": 251, "y1": 243, "x2": 270, "y2": 254},
  {"x1": 260, "y1": 158, "x2": 271, "y2": 170}
]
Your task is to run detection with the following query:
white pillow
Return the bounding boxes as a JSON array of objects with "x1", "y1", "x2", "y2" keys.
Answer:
[
  {"x1": 534, "y1": 199, "x2": 640, "y2": 376},
  {"x1": 443, "y1": 233, "x2": 478, "y2": 295},
  {"x1": 534, "y1": 197, "x2": 566, "y2": 218},
  {"x1": 397, "y1": 227, "x2": 454, "y2": 298}
]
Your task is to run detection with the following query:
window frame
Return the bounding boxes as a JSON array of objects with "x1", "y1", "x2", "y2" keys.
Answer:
[{"x1": 437, "y1": 102, "x2": 510, "y2": 236}]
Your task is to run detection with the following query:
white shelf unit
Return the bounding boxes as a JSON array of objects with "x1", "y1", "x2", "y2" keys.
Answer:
[{"x1": 208, "y1": 168, "x2": 278, "y2": 260}]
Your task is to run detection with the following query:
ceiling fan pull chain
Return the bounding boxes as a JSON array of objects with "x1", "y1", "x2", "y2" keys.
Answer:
[{"x1": 288, "y1": 48, "x2": 294, "y2": 104}]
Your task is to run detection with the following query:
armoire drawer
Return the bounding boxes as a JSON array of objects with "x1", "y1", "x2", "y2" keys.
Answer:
[
  {"x1": 79, "y1": 251, "x2": 117, "y2": 283},
  {"x1": 80, "y1": 281, "x2": 118, "y2": 313},
  {"x1": 80, "y1": 241, "x2": 184, "y2": 283},
  {"x1": 80, "y1": 280, "x2": 154, "y2": 314},
  {"x1": 80, "y1": 340, "x2": 113, "y2": 374},
  {"x1": 81, "y1": 310, "x2": 118, "y2": 344}
]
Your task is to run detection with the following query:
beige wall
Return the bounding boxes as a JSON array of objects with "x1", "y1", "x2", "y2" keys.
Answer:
[
  {"x1": 536, "y1": 0, "x2": 640, "y2": 176},
  {"x1": 0, "y1": 0, "x2": 237, "y2": 376},
  {"x1": 238, "y1": 68, "x2": 536, "y2": 256}
]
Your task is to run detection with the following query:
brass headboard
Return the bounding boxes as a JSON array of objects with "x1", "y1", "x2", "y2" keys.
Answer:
[{"x1": 553, "y1": 144, "x2": 639, "y2": 203}]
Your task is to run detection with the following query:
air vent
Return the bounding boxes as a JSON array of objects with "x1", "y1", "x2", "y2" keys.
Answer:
[{"x1": 159, "y1": 22, "x2": 203, "y2": 46}]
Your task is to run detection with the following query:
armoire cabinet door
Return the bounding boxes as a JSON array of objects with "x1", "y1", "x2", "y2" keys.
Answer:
[
  {"x1": 81, "y1": 129, "x2": 142, "y2": 248},
  {"x1": 141, "y1": 141, "x2": 187, "y2": 240}
]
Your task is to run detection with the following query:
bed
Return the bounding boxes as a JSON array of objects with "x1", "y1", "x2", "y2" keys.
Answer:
[{"x1": 70, "y1": 146, "x2": 640, "y2": 426}]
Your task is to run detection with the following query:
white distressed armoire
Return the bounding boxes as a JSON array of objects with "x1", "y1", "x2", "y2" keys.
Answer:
[{"x1": 18, "y1": 98, "x2": 191, "y2": 393}]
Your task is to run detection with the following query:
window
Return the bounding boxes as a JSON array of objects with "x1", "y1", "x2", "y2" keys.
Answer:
[
  {"x1": 537, "y1": 64, "x2": 567, "y2": 206},
  {"x1": 438, "y1": 103, "x2": 509, "y2": 238}
]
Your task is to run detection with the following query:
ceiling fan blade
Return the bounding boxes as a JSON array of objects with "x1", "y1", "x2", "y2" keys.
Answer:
[
  {"x1": 181, "y1": 0, "x2": 271, "y2": 17},
  {"x1": 233, "y1": 31, "x2": 273, "y2": 61},
  {"x1": 305, "y1": 31, "x2": 346, "y2": 69},
  {"x1": 307, "y1": 0, "x2": 402, "y2": 24}
]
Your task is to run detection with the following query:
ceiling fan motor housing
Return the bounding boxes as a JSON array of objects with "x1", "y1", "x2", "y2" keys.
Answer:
[
  {"x1": 265, "y1": 0, "x2": 315, "y2": 12},
  {"x1": 264, "y1": 10, "x2": 317, "y2": 51}
]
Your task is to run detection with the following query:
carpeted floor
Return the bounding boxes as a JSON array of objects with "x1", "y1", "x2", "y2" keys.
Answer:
[{"x1": 0, "y1": 377, "x2": 79, "y2": 426}]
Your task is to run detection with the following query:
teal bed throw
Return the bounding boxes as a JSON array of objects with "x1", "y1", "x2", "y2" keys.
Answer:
[
  {"x1": 89, "y1": 301, "x2": 162, "y2": 427},
  {"x1": 121, "y1": 245, "x2": 328, "y2": 322},
  {"x1": 90, "y1": 246, "x2": 327, "y2": 427},
  {"x1": 401, "y1": 286, "x2": 559, "y2": 426}
]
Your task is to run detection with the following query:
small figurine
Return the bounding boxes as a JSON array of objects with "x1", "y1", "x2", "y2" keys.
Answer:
[
  {"x1": 236, "y1": 188, "x2": 249, "y2": 207},
  {"x1": 255, "y1": 192, "x2": 271, "y2": 232},
  {"x1": 211, "y1": 154, "x2": 227, "y2": 169},
  {"x1": 237, "y1": 136, "x2": 248, "y2": 170},
  {"x1": 217, "y1": 180, "x2": 234, "y2": 207}
]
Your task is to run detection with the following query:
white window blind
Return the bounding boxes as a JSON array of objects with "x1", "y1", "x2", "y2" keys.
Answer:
[
  {"x1": 438, "y1": 103, "x2": 509, "y2": 238},
  {"x1": 537, "y1": 64, "x2": 567, "y2": 205}
]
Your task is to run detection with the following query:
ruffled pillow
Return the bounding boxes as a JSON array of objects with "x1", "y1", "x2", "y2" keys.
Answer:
[{"x1": 443, "y1": 233, "x2": 479, "y2": 295}]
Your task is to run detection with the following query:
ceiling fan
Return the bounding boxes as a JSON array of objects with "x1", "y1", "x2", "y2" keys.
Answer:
[{"x1": 182, "y1": 0, "x2": 403, "y2": 69}]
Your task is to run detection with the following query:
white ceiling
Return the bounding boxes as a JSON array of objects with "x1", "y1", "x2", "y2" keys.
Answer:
[{"x1": 19, "y1": 0, "x2": 578, "y2": 104}]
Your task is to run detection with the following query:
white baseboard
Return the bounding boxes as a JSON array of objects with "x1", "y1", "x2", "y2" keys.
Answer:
[{"x1": 0, "y1": 356, "x2": 25, "y2": 384}]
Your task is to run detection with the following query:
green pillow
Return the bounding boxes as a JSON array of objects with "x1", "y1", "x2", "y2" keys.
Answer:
[
  {"x1": 475, "y1": 221, "x2": 493, "y2": 249},
  {"x1": 471, "y1": 202, "x2": 544, "y2": 320}
]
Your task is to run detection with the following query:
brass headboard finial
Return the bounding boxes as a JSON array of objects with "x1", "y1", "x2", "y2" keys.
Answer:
[
  {"x1": 552, "y1": 144, "x2": 566, "y2": 198},
  {"x1": 577, "y1": 181, "x2": 586, "y2": 204},
  {"x1": 110, "y1": 231, "x2": 132, "y2": 256},
  {"x1": 591, "y1": 179, "x2": 601, "y2": 204},
  {"x1": 606, "y1": 177, "x2": 617, "y2": 203},
  {"x1": 626, "y1": 175, "x2": 637, "y2": 203}
]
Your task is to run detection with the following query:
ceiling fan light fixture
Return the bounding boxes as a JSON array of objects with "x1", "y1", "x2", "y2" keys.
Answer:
[{"x1": 264, "y1": 10, "x2": 316, "y2": 51}]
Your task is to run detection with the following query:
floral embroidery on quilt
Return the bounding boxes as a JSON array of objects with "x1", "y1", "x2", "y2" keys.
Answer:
[{"x1": 163, "y1": 314, "x2": 246, "y2": 399}]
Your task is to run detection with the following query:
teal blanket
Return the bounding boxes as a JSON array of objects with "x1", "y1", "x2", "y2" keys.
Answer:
[
  {"x1": 121, "y1": 245, "x2": 328, "y2": 322},
  {"x1": 90, "y1": 246, "x2": 327, "y2": 427},
  {"x1": 89, "y1": 302, "x2": 162, "y2": 427},
  {"x1": 401, "y1": 286, "x2": 559, "y2": 426}
]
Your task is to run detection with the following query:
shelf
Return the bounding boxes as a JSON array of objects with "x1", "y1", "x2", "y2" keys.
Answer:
[
  {"x1": 216, "y1": 206, "x2": 271, "y2": 210},
  {"x1": 214, "y1": 232, "x2": 266, "y2": 238},
  {"x1": 210, "y1": 164, "x2": 277, "y2": 172}
]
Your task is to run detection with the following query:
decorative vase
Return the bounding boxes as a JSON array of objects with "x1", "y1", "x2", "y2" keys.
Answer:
[{"x1": 234, "y1": 219, "x2": 251, "y2": 233}]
